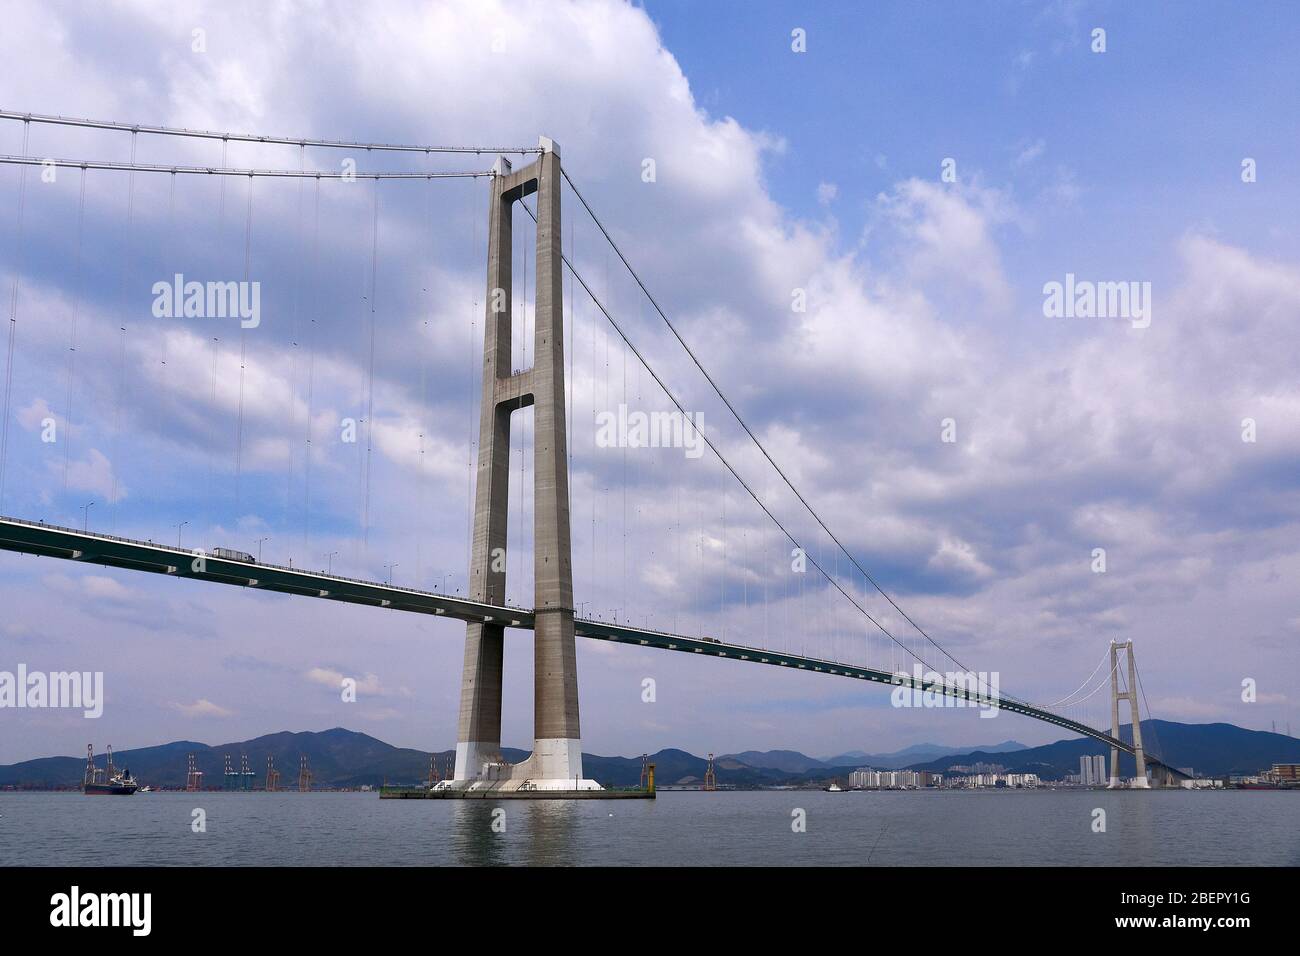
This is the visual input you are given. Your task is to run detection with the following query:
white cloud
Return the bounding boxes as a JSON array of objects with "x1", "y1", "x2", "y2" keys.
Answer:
[
  {"x1": 61, "y1": 449, "x2": 127, "y2": 504},
  {"x1": 873, "y1": 178, "x2": 1017, "y2": 311},
  {"x1": 1014, "y1": 138, "x2": 1046, "y2": 167},
  {"x1": 17, "y1": 397, "x2": 58, "y2": 432},
  {"x1": 82, "y1": 575, "x2": 132, "y2": 601},
  {"x1": 305, "y1": 667, "x2": 386, "y2": 696},
  {"x1": 170, "y1": 698, "x2": 233, "y2": 718},
  {"x1": 927, "y1": 537, "x2": 994, "y2": 582}
]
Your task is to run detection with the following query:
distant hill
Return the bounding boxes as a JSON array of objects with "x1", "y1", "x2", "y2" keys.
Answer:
[
  {"x1": 1, "y1": 721, "x2": 1294, "y2": 789},
  {"x1": 821, "y1": 740, "x2": 1028, "y2": 769},
  {"x1": 718, "y1": 749, "x2": 826, "y2": 773},
  {"x1": 904, "y1": 721, "x2": 1300, "y2": 779},
  {"x1": 726, "y1": 742, "x2": 1030, "y2": 773},
  {"x1": 0, "y1": 728, "x2": 444, "y2": 790}
]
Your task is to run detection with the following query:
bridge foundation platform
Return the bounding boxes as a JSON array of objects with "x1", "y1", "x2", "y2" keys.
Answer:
[{"x1": 380, "y1": 786, "x2": 653, "y2": 800}]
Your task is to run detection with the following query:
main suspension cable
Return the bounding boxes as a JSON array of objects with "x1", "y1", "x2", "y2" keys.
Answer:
[
  {"x1": 1033, "y1": 644, "x2": 1116, "y2": 709},
  {"x1": 518, "y1": 198, "x2": 947, "y2": 678},
  {"x1": 0, "y1": 109, "x2": 541, "y2": 155},
  {"x1": 0, "y1": 155, "x2": 493, "y2": 179},
  {"x1": 560, "y1": 167, "x2": 974, "y2": 676}
]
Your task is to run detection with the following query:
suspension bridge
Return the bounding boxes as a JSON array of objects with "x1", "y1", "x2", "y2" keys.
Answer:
[{"x1": 0, "y1": 109, "x2": 1185, "y2": 794}]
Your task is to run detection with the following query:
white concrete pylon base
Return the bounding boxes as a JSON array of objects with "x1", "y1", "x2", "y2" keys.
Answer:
[
  {"x1": 448, "y1": 738, "x2": 599, "y2": 792},
  {"x1": 433, "y1": 777, "x2": 603, "y2": 793}
]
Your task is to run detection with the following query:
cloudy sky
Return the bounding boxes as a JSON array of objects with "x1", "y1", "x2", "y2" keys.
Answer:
[{"x1": 1, "y1": 0, "x2": 1297, "y2": 765}]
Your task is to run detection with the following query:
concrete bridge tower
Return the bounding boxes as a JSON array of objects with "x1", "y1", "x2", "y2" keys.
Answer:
[
  {"x1": 1108, "y1": 640, "x2": 1149, "y2": 789},
  {"x1": 449, "y1": 137, "x2": 598, "y2": 793}
]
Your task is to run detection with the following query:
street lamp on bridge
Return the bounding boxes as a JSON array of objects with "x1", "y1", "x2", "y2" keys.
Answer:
[{"x1": 81, "y1": 501, "x2": 94, "y2": 532}]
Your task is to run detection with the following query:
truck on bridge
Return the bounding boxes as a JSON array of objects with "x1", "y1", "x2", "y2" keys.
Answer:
[{"x1": 210, "y1": 546, "x2": 255, "y2": 563}]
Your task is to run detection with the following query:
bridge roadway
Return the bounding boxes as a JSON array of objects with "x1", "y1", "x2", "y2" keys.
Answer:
[{"x1": 0, "y1": 516, "x2": 1185, "y2": 779}]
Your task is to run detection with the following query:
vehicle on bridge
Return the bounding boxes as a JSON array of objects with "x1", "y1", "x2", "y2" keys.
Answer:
[{"x1": 211, "y1": 546, "x2": 255, "y2": 563}]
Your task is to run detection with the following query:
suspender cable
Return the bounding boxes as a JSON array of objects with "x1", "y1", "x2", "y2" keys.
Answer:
[
  {"x1": 218, "y1": 139, "x2": 228, "y2": 220},
  {"x1": 417, "y1": 172, "x2": 436, "y2": 586},
  {"x1": 302, "y1": 178, "x2": 321, "y2": 554},
  {"x1": 234, "y1": 174, "x2": 253, "y2": 508},
  {"x1": 160, "y1": 171, "x2": 177, "y2": 376},
  {"x1": 207, "y1": 335, "x2": 218, "y2": 526},
  {"x1": 63, "y1": 167, "x2": 88, "y2": 493},
  {"x1": 110, "y1": 325, "x2": 127, "y2": 532},
  {"x1": 208, "y1": 137, "x2": 228, "y2": 531},
  {"x1": 362, "y1": 178, "x2": 380, "y2": 545},
  {"x1": 560, "y1": 168, "x2": 975, "y2": 676},
  {"x1": 720, "y1": 487, "x2": 726, "y2": 640},
  {"x1": 1134, "y1": 662, "x2": 1164, "y2": 763},
  {"x1": 286, "y1": 144, "x2": 306, "y2": 523},
  {"x1": 0, "y1": 120, "x2": 30, "y2": 511},
  {"x1": 109, "y1": 131, "x2": 139, "y2": 530}
]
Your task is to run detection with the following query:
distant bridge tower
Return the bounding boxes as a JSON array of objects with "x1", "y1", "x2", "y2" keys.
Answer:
[
  {"x1": 265, "y1": 755, "x2": 280, "y2": 792},
  {"x1": 703, "y1": 753, "x2": 717, "y2": 791},
  {"x1": 298, "y1": 755, "x2": 313, "y2": 792},
  {"x1": 185, "y1": 753, "x2": 203, "y2": 791},
  {"x1": 1108, "y1": 640, "x2": 1149, "y2": 789},
  {"x1": 451, "y1": 136, "x2": 596, "y2": 794}
]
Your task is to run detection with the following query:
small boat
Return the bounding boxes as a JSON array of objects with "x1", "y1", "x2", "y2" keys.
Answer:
[{"x1": 823, "y1": 782, "x2": 844, "y2": 792}]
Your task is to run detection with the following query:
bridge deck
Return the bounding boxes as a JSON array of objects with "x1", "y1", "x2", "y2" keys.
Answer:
[{"x1": 0, "y1": 516, "x2": 1181, "y2": 777}]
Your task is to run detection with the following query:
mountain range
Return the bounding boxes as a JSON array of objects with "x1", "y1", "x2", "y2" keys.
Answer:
[
  {"x1": 1, "y1": 721, "x2": 1295, "y2": 789},
  {"x1": 720, "y1": 741, "x2": 1028, "y2": 773},
  {"x1": 904, "y1": 721, "x2": 1300, "y2": 780}
]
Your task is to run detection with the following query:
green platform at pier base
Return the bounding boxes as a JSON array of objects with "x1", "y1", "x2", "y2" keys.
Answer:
[{"x1": 380, "y1": 786, "x2": 654, "y2": 800}]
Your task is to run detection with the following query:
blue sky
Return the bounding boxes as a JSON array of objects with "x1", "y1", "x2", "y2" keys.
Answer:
[
  {"x1": 651, "y1": 0, "x2": 1300, "y2": 315},
  {"x1": 0, "y1": 0, "x2": 1297, "y2": 764}
]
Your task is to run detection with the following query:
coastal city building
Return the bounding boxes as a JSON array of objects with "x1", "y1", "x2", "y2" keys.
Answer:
[{"x1": 1079, "y1": 754, "x2": 1106, "y2": 786}]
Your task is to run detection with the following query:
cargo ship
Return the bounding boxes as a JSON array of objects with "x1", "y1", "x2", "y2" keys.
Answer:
[{"x1": 83, "y1": 744, "x2": 139, "y2": 796}]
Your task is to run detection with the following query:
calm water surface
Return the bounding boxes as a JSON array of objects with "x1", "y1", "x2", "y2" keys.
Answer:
[{"x1": 2, "y1": 789, "x2": 1296, "y2": 866}]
